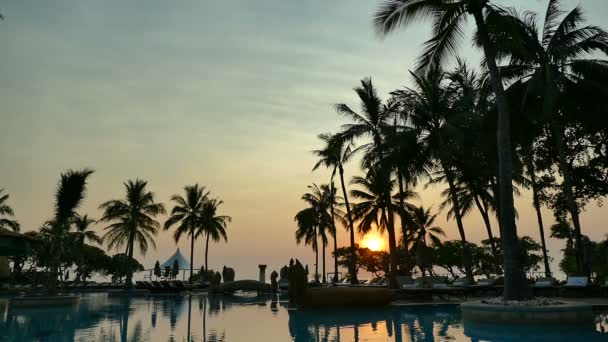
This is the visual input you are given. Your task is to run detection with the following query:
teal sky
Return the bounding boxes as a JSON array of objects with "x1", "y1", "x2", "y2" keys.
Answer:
[{"x1": 2, "y1": 0, "x2": 607, "y2": 279}]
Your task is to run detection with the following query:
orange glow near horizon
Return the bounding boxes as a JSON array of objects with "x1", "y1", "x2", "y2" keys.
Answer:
[{"x1": 361, "y1": 233, "x2": 384, "y2": 251}]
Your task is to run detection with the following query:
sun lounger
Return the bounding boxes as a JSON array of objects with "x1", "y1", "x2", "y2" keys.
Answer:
[
  {"x1": 452, "y1": 278, "x2": 471, "y2": 287},
  {"x1": 533, "y1": 277, "x2": 558, "y2": 297},
  {"x1": 467, "y1": 278, "x2": 501, "y2": 297},
  {"x1": 561, "y1": 276, "x2": 589, "y2": 297},
  {"x1": 396, "y1": 276, "x2": 415, "y2": 289}
]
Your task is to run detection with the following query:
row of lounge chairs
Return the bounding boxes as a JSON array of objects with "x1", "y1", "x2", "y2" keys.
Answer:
[
  {"x1": 394, "y1": 275, "x2": 608, "y2": 300},
  {"x1": 134, "y1": 280, "x2": 210, "y2": 293}
]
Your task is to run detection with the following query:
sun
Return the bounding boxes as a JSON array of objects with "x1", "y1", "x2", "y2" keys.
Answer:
[{"x1": 361, "y1": 234, "x2": 384, "y2": 251}]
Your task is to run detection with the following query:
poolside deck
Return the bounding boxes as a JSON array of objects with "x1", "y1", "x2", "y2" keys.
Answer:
[{"x1": 391, "y1": 297, "x2": 608, "y2": 309}]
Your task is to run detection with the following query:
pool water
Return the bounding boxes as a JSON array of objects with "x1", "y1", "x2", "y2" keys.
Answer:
[{"x1": 0, "y1": 293, "x2": 607, "y2": 341}]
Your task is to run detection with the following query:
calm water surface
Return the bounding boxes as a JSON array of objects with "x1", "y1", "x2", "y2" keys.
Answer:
[{"x1": 0, "y1": 293, "x2": 607, "y2": 341}]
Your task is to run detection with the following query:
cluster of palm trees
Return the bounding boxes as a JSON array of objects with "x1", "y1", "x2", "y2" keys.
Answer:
[
  {"x1": 1, "y1": 171, "x2": 231, "y2": 289},
  {"x1": 295, "y1": 0, "x2": 608, "y2": 300}
]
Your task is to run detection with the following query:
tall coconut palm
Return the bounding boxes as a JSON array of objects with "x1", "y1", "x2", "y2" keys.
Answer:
[
  {"x1": 490, "y1": 0, "x2": 608, "y2": 276},
  {"x1": 382, "y1": 122, "x2": 428, "y2": 247},
  {"x1": 99, "y1": 179, "x2": 165, "y2": 289},
  {"x1": 71, "y1": 214, "x2": 101, "y2": 282},
  {"x1": 313, "y1": 133, "x2": 359, "y2": 283},
  {"x1": 374, "y1": 0, "x2": 529, "y2": 299},
  {"x1": 406, "y1": 206, "x2": 445, "y2": 276},
  {"x1": 297, "y1": 184, "x2": 334, "y2": 282},
  {"x1": 350, "y1": 168, "x2": 402, "y2": 263},
  {"x1": 295, "y1": 204, "x2": 319, "y2": 281},
  {"x1": 195, "y1": 197, "x2": 230, "y2": 273},
  {"x1": 336, "y1": 78, "x2": 400, "y2": 288},
  {"x1": 393, "y1": 67, "x2": 476, "y2": 282},
  {"x1": 45, "y1": 169, "x2": 94, "y2": 292},
  {"x1": 164, "y1": 184, "x2": 209, "y2": 284},
  {"x1": 0, "y1": 188, "x2": 20, "y2": 232},
  {"x1": 323, "y1": 183, "x2": 345, "y2": 283}
]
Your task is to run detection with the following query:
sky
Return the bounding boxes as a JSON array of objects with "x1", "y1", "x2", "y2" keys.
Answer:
[{"x1": 1, "y1": 0, "x2": 607, "y2": 280}]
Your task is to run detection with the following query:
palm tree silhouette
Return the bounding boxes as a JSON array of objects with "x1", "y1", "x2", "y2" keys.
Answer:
[
  {"x1": 491, "y1": 0, "x2": 608, "y2": 277},
  {"x1": 195, "y1": 197, "x2": 230, "y2": 273},
  {"x1": 393, "y1": 67, "x2": 475, "y2": 281},
  {"x1": 350, "y1": 168, "x2": 401, "y2": 248},
  {"x1": 405, "y1": 206, "x2": 445, "y2": 276},
  {"x1": 71, "y1": 214, "x2": 102, "y2": 282},
  {"x1": 45, "y1": 169, "x2": 94, "y2": 292},
  {"x1": 0, "y1": 188, "x2": 20, "y2": 232},
  {"x1": 374, "y1": 0, "x2": 529, "y2": 299},
  {"x1": 336, "y1": 77, "x2": 400, "y2": 287},
  {"x1": 72, "y1": 214, "x2": 102, "y2": 245},
  {"x1": 313, "y1": 133, "x2": 359, "y2": 283},
  {"x1": 295, "y1": 184, "x2": 332, "y2": 282},
  {"x1": 99, "y1": 179, "x2": 165, "y2": 289},
  {"x1": 164, "y1": 184, "x2": 209, "y2": 283}
]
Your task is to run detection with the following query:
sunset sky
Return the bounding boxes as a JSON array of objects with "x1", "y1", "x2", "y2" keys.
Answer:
[{"x1": 2, "y1": 0, "x2": 607, "y2": 280}]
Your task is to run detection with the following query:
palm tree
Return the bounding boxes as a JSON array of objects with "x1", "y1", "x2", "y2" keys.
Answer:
[
  {"x1": 195, "y1": 197, "x2": 230, "y2": 273},
  {"x1": 295, "y1": 184, "x2": 334, "y2": 282},
  {"x1": 350, "y1": 167, "x2": 401, "y2": 253},
  {"x1": 406, "y1": 206, "x2": 445, "y2": 277},
  {"x1": 336, "y1": 78, "x2": 400, "y2": 288},
  {"x1": 324, "y1": 183, "x2": 344, "y2": 283},
  {"x1": 72, "y1": 214, "x2": 102, "y2": 245},
  {"x1": 99, "y1": 179, "x2": 165, "y2": 289},
  {"x1": 0, "y1": 188, "x2": 20, "y2": 232},
  {"x1": 374, "y1": 0, "x2": 529, "y2": 299},
  {"x1": 71, "y1": 214, "x2": 101, "y2": 282},
  {"x1": 45, "y1": 169, "x2": 94, "y2": 292},
  {"x1": 393, "y1": 67, "x2": 475, "y2": 282},
  {"x1": 295, "y1": 203, "x2": 319, "y2": 281},
  {"x1": 313, "y1": 133, "x2": 359, "y2": 283},
  {"x1": 491, "y1": 0, "x2": 608, "y2": 276},
  {"x1": 164, "y1": 184, "x2": 209, "y2": 284}
]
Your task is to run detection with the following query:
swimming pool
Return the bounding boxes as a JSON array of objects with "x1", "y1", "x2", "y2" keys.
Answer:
[{"x1": 0, "y1": 293, "x2": 606, "y2": 341}]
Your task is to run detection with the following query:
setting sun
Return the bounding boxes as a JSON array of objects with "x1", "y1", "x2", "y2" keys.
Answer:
[{"x1": 361, "y1": 234, "x2": 384, "y2": 251}]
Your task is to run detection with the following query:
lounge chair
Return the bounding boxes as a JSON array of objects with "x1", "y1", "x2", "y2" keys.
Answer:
[
  {"x1": 533, "y1": 277, "x2": 558, "y2": 297},
  {"x1": 561, "y1": 276, "x2": 589, "y2": 297},
  {"x1": 366, "y1": 277, "x2": 387, "y2": 287},
  {"x1": 452, "y1": 278, "x2": 471, "y2": 287},
  {"x1": 467, "y1": 278, "x2": 500, "y2": 297},
  {"x1": 396, "y1": 276, "x2": 415, "y2": 289}
]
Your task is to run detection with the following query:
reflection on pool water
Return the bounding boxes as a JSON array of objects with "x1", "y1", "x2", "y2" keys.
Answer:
[{"x1": 0, "y1": 293, "x2": 607, "y2": 341}]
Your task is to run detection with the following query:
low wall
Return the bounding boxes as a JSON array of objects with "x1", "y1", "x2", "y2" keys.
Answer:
[
  {"x1": 301, "y1": 287, "x2": 393, "y2": 309},
  {"x1": 461, "y1": 301, "x2": 593, "y2": 325}
]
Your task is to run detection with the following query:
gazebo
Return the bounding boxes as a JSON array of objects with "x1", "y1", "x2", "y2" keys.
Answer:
[
  {"x1": 160, "y1": 248, "x2": 190, "y2": 270},
  {"x1": 148, "y1": 248, "x2": 192, "y2": 280}
]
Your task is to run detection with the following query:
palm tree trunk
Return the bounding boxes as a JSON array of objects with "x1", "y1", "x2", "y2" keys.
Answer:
[
  {"x1": 339, "y1": 164, "x2": 358, "y2": 284},
  {"x1": 550, "y1": 118, "x2": 585, "y2": 276},
  {"x1": 528, "y1": 159, "x2": 552, "y2": 278},
  {"x1": 125, "y1": 229, "x2": 136, "y2": 289},
  {"x1": 473, "y1": 9, "x2": 530, "y2": 300},
  {"x1": 473, "y1": 194, "x2": 501, "y2": 273},
  {"x1": 397, "y1": 169, "x2": 409, "y2": 245},
  {"x1": 322, "y1": 240, "x2": 326, "y2": 283},
  {"x1": 442, "y1": 162, "x2": 474, "y2": 282},
  {"x1": 189, "y1": 224, "x2": 195, "y2": 284},
  {"x1": 330, "y1": 186, "x2": 339, "y2": 283},
  {"x1": 205, "y1": 232, "x2": 210, "y2": 273},
  {"x1": 386, "y1": 207, "x2": 399, "y2": 288},
  {"x1": 314, "y1": 228, "x2": 319, "y2": 282}
]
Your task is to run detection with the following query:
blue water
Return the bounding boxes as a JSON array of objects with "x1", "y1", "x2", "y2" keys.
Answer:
[{"x1": 0, "y1": 293, "x2": 606, "y2": 341}]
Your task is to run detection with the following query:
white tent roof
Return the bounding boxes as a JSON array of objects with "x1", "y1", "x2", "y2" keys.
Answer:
[{"x1": 160, "y1": 248, "x2": 190, "y2": 269}]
